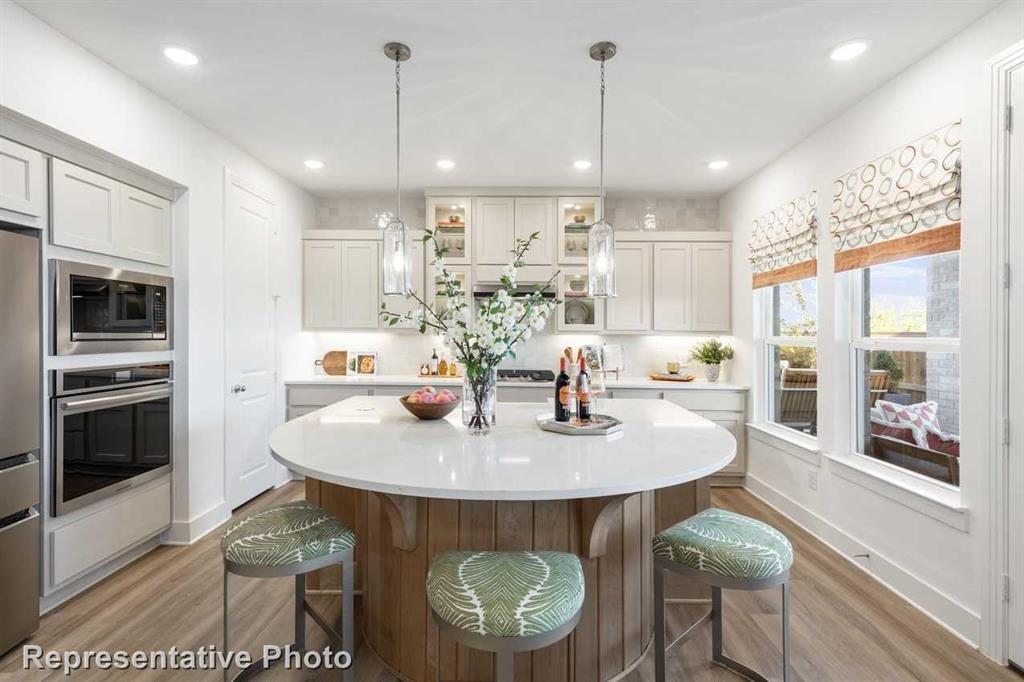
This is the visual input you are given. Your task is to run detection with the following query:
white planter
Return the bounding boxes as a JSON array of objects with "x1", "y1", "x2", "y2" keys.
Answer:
[{"x1": 704, "y1": 363, "x2": 721, "y2": 382}]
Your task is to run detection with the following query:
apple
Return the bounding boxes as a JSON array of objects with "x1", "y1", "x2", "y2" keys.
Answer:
[
  {"x1": 406, "y1": 393, "x2": 420, "y2": 403},
  {"x1": 420, "y1": 392, "x2": 435, "y2": 403},
  {"x1": 421, "y1": 386, "x2": 437, "y2": 395}
]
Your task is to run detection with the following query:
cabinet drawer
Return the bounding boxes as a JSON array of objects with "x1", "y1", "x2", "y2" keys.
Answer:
[
  {"x1": 608, "y1": 389, "x2": 662, "y2": 399},
  {"x1": 0, "y1": 453, "x2": 39, "y2": 518},
  {"x1": 662, "y1": 391, "x2": 745, "y2": 412},
  {"x1": 287, "y1": 386, "x2": 370, "y2": 407},
  {"x1": 287, "y1": 406, "x2": 320, "y2": 421},
  {"x1": 51, "y1": 479, "x2": 170, "y2": 586},
  {"x1": 0, "y1": 509, "x2": 39, "y2": 651}
]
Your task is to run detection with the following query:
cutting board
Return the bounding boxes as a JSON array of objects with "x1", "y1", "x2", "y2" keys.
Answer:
[{"x1": 315, "y1": 350, "x2": 348, "y2": 376}]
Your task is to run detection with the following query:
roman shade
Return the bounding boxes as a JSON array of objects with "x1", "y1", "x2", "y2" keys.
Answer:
[
  {"x1": 749, "y1": 190, "x2": 818, "y2": 289},
  {"x1": 830, "y1": 120, "x2": 961, "y2": 273}
]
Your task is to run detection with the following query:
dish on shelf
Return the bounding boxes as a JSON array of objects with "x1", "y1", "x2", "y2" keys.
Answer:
[{"x1": 564, "y1": 300, "x2": 593, "y2": 325}]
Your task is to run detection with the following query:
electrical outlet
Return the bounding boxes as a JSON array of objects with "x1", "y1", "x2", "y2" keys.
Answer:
[{"x1": 807, "y1": 470, "x2": 818, "y2": 491}]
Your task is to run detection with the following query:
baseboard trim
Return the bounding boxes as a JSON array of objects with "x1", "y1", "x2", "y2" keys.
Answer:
[
  {"x1": 162, "y1": 501, "x2": 231, "y2": 545},
  {"x1": 744, "y1": 474, "x2": 981, "y2": 647}
]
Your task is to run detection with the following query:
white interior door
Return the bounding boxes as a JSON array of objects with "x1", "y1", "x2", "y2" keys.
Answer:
[
  {"x1": 1008, "y1": 64, "x2": 1024, "y2": 668},
  {"x1": 224, "y1": 171, "x2": 278, "y2": 509}
]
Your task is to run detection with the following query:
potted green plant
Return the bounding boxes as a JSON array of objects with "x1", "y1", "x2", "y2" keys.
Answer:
[{"x1": 689, "y1": 339, "x2": 734, "y2": 383}]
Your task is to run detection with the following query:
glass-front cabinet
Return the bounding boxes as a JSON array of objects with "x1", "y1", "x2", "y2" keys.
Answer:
[
  {"x1": 556, "y1": 266, "x2": 604, "y2": 332},
  {"x1": 427, "y1": 264, "x2": 472, "y2": 321},
  {"x1": 557, "y1": 196, "x2": 601, "y2": 264},
  {"x1": 426, "y1": 197, "x2": 472, "y2": 264}
]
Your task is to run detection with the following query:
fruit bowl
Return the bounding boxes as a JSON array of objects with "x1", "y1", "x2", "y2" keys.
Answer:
[{"x1": 400, "y1": 388, "x2": 461, "y2": 420}]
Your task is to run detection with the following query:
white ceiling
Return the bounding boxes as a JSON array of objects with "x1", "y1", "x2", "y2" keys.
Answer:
[{"x1": 18, "y1": 0, "x2": 997, "y2": 196}]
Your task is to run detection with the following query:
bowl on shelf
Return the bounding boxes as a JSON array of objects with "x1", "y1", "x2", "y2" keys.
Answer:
[{"x1": 400, "y1": 389, "x2": 461, "y2": 420}]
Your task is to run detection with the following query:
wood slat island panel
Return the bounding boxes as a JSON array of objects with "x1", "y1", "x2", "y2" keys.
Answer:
[{"x1": 305, "y1": 477, "x2": 707, "y2": 682}]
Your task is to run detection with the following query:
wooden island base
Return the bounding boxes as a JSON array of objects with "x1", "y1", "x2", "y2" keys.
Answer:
[{"x1": 306, "y1": 477, "x2": 709, "y2": 682}]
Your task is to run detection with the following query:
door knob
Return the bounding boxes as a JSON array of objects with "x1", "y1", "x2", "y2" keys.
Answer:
[{"x1": 231, "y1": 384, "x2": 247, "y2": 393}]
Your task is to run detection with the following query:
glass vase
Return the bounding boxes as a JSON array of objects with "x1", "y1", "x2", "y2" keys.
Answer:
[{"x1": 463, "y1": 368, "x2": 497, "y2": 435}]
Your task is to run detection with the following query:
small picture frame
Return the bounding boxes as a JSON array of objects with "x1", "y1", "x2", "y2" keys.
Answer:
[
  {"x1": 581, "y1": 344, "x2": 603, "y2": 372},
  {"x1": 348, "y1": 352, "x2": 378, "y2": 375}
]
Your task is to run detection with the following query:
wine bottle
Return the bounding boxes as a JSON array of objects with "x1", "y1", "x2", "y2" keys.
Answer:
[
  {"x1": 430, "y1": 349, "x2": 439, "y2": 375},
  {"x1": 576, "y1": 355, "x2": 592, "y2": 422},
  {"x1": 555, "y1": 357, "x2": 571, "y2": 422}
]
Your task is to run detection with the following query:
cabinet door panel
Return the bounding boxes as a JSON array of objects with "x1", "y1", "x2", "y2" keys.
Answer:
[
  {"x1": 474, "y1": 197, "x2": 516, "y2": 264},
  {"x1": 118, "y1": 185, "x2": 171, "y2": 265},
  {"x1": 0, "y1": 138, "x2": 45, "y2": 222},
  {"x1": 303, "y1": 241, "x2": 343, "y2": 328},
  {"x1": 691, "y1": 243, "x2": 731, "y2": 332},
  {"x1": 51, "y1": 158, "x2": 119, "y2": 255},
  {"x1": 514, "y1": 197, "x2": 556, "y2": 265},
  {"x1": 381, "y1": 238, "x2": 425, "y2": 329},
  {"x1": 605, "y1": 244, "x2": 651, "y2": 331},
  {"x1": 701, "y1": 411, "x2": 745, "y2": 476},
  {"x1": 340, "y1": 241, "x2": 380, "y2": 329},
  {"x1": 653, "y1": 243, "x2": 692, "y2": 331}
]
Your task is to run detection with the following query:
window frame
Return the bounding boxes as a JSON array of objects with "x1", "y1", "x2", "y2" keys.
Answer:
[
  {"x1": 754, "y1": 279, "x2": 819, "y2": 445},
  {"x1": 846, "y1": 260, "x2": 962, "y2": 490}
]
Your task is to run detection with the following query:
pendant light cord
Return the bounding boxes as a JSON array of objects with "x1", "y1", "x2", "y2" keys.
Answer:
[
  {"x1": 599, "y1": 57, "x2": 606, "y2": 222},
  {"x1": 394, "y1": 56, "x2": 401, "y2": 223}
]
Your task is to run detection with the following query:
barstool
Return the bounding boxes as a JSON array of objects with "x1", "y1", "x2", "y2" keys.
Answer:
[
  {"x1": 652, "y1": 508, "x2": 793, "y2": 682},
  {"x1": 426, "y1": 550, "x2": 585, "y2": 682},
  {"x1": 220, "y1": 500, "x2": 356, "y2": 682}
]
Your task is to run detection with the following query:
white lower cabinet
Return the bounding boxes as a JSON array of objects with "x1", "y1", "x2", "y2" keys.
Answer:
[
  {"x1": 0, "y1": 137, "x2": 46, "y2": 228},
  {"x1": 694, "y1": 410, "x2": 746, "y2": 483}
]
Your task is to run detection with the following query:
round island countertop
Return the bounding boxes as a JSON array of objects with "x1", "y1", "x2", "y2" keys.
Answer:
[{"x1": 270, "y1": 396, "x2": 735, "y2": 501}]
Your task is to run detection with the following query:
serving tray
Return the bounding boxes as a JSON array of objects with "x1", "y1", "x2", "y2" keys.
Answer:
[{"x1": 537, "y1": 414, "x2": 623, "y2": 436}]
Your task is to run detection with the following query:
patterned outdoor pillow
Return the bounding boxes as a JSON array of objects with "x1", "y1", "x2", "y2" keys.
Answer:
[
  {"x1": 876, "y1": 400, "x2": 941, "y2": 433},
  {"x1": 893, "y1": 410, "x2": 930, "y2": 448}
]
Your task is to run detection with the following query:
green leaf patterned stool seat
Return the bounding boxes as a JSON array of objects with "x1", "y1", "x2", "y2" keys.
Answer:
[
  {"x1": 427, "y1": 550, "x2": 585, "y2": 682},
  {"x1": 220, "y1": 501, "x2": 355, "y2": 682},
  {"x1": 652, "y1": 508, "x2": 793, "y2": 682}
]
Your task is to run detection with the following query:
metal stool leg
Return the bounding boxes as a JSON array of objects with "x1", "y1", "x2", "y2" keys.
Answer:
[
  {"x1": 342, "y1": 554, "x2": 355, "y2": 682},
  {"x1": 496, "y1": 649, "x2": 514, "y2": 682},
  {"x1": 295, "y1": 575, "x2": 306, "y2": 652},
  {"x1": 223, "y1": 566, "x2": 229, "y2": 682},
  {"x1": 654, "y1": 566, "x2": 666, "y2": 682},
  {"x1": 782, "y1": 581, "x2": 790, "y2": 682},
  {"x1": 711, "y1": 585, "x2": 723, "y2": 662}
]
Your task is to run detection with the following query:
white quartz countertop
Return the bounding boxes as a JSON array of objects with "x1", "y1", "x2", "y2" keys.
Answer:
[
  {"x1": 269, "y1": 396, "x2": 736, "y2": 500},
  {"x1": 285, "y1": 374, "x2": 748, "y2": 391}
]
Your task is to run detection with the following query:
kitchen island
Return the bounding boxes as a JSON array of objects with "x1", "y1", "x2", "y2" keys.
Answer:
[{"x1": 269, "y1": 396, "x2": 735, "y2": 682}]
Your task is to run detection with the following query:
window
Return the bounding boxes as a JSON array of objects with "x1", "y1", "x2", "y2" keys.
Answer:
[
  {"x1": 851, "y1": 252, "x2": 961, "y2": 486},
  {"x1": 764, "y1": 277, "x2": 818, "y2": 437}
]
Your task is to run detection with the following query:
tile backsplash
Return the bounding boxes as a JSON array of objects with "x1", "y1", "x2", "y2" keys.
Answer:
[{"x1": 296, "y1": 327, "x2": 737, "y2": 382}]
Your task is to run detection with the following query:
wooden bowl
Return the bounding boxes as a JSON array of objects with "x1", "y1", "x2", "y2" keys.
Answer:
[{"x1": 399, "y1": 394, "x2": 461, "y2": 420}]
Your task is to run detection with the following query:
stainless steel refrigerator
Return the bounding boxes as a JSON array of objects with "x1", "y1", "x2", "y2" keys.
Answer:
[{"x1": 0, "y1": 226, "x2": 41, "y2": 654}]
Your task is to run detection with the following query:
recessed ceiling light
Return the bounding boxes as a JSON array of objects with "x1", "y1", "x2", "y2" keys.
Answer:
[
  {"x1": 573, "y1": 160, "x2": 592, "y2": 170},
  {"x1": 564, "y1": 203, "x2": 574, "y2": 208},
  {"x1": 708, "y1": 160, "x2": 729, "y2": 171},
  {"x1": 436, "y1": 159, "x2": 455, "y2": 170},
  {"x1": 163, "y1": 46, "x2": 199, "y2": 66},
  {"x1": 304, "y1": 159, "x2": 324, "y2": 170},
  {"x1": 829, "y1": 40, "x2": 868, "y2": 62}
]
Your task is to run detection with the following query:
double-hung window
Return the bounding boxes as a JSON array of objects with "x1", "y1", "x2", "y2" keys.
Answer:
[
  {"x1": 832, "y1": 121, "x2": 962, "y2": 487},
  {"x1": 750, "y1": 191, "x2": 819, "y2": 438}
]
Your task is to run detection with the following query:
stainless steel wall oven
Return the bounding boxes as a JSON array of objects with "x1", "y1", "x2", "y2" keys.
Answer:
[
  {"x1": 52, "y1": 260, "x2": 172, "y2": 355},
  {"x1": 52, "y1": 363, "x2": 172, "y2": 515}
]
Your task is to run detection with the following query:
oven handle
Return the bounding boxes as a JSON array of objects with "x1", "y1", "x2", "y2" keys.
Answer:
[{"x1": 58, "y1": 386, "x2": 171, "y2": 413}]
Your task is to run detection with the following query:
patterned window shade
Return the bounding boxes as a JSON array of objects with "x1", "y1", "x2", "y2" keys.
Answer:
[
  {"x1": 830, "y1": 120, "x2": 961, "y2": 273},
  {"x1": 749, "y1": 190, "x2": 818, "y2": 289}
]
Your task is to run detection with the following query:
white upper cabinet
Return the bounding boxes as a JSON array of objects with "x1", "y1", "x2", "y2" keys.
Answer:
[
  {"x1": 51, "y1": 158, "x2": 119, "y2": 255},
  {"x1": 427, "y1": 197, "x2": 471, "y2": 264},
  {"x1": 691, "y1": 243, "x2": 731, "y2": 332},
  {"x1": 117, "y1": 185, "x2": 172, "y2": 265},
  {"x1": 340, "y1": 240, "x2": 380, "y2": 329},
  {"x1": 514, "y1": 197, "x2": 556, "y2": 265},
  {"x1": 557, "y1": 266, "x2": 604, "y2": 332},
  {"x1": 557, "y1": 197, "x2": 601, "y2": 264},
  {"x1": 652, "y1": 243, "x2": 692, "y2": 332},
  {"x1": 303, "y1": 240, "x2": 343, "y2": 329},
  {"x1": 606, "y1": 243, "x2": 651, "y2": 332},
  {"x1": 381, "y1": 237, "x2": 425, "y2": 329},
  {"x1": 473, "y1": 197, "x2": 516, "y2": 264},
  {"x1": 0, "y1": 138, "x2": 45, "y2": 228},
  {"x1": 51, "y1": 158, "x2": 172, "y2": 266}
]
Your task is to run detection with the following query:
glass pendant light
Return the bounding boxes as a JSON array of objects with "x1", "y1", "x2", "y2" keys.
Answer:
[
  {"x1": 588, "y1": 41, "x2": 617, "y2": 298},
  {"x1": 382, "y1": 42, "x2": 413, "y2": 296}
]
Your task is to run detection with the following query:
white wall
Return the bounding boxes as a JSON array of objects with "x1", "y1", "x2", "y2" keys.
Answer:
[
  {"x1": 719, "y1": 0, "x2": 1022, "y2": 651},
  {"x1": 0, "y1": 0, "x2": 316, "y2": 545}
]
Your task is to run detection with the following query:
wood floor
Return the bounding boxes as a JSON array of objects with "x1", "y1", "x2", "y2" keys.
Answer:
[{"x1": 1, "y1": 483, "x2": 1017, "y2": 682}]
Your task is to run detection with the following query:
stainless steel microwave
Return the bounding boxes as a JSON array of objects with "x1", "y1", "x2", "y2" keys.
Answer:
[{"x1": 52, "y1": 260, "x2": 172, "y2": 355}]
